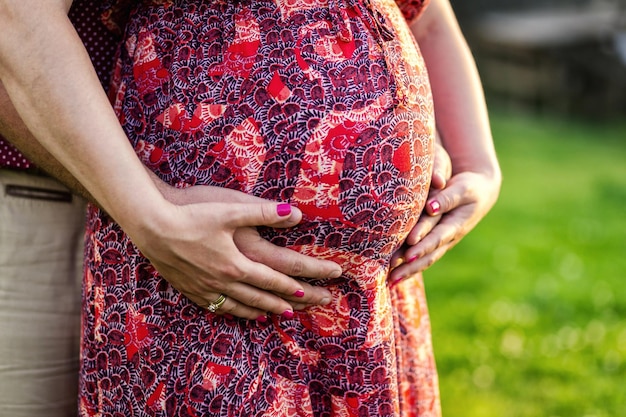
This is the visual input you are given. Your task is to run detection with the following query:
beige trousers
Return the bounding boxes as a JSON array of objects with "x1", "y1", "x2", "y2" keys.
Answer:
[{"x1": 0, "y1": 169, "x2": 85, "y2": 417}]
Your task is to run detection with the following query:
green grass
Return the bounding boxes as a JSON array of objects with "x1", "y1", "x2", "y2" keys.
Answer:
[{"x1": 424, "y1": 111, "x2": 626, "y2": 417}]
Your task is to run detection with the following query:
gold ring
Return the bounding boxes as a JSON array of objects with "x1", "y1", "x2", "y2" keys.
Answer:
[{"x1": 205, "y1": 294, "x2": 227, "y2": 313}]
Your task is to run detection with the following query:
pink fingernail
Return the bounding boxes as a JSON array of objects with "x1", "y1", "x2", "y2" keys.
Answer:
[
  {"x1": 390, "y1": 276, "x2": 405, "y2": 289},
  {"x1": 257, "y1": 315, "x2": 268, "y2": 323},
  {"x1": 408, "y1": 255, "x2": 418, "y2": 263},
  {"x1": 277, "y1": 203, "x2": 292, "y2": 216},
  {"x1": 294, "y1": 290, "x2": 305, "y2": 298},
  {"x1": 429, "y1": 200, "x2": 441, "y2": 215},
  {"x1": 282, "y1": 310, "x2": 294, "y2": 319}
]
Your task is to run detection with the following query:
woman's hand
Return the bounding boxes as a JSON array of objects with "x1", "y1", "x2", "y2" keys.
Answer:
[
  {"x1": 388, "y1": 0, "x2": 503, "y2": 285},
  {"x1": 388, "y1": 137, "x2": 451, "y2": 281},
  {"x1": 142, "y1": 180, "x2": 342, "y2": 321},
  {"x1": 388, "y1": 169, "x2": 501, "y2": 285}
]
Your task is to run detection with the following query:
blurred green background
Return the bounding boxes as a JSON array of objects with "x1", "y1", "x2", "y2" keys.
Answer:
[
  {"x1": 425, "y1": 1, "x2": 626, "y2": 415},
  {"x1": 424, "y1": 113, "x2": 626, "y2": 416}
]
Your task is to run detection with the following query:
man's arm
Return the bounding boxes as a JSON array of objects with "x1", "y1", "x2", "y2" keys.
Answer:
[
  {"x1": 0, "y1": 0, "x2": 343, "y2": 319},
  {"x1": 0, "y1": 79, "x2": 92, "y2": 200}
]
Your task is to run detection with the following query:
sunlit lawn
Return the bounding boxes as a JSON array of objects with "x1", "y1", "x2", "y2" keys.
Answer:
[{"x1": 424, "y1": 111, "x2": 626, "y2": 417}]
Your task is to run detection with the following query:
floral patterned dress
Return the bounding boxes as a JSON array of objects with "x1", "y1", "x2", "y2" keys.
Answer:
[{"x1": 80, "y1": 0, "x2": 440, "y2": 415}]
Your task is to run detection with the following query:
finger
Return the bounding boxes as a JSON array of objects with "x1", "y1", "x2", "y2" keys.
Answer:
[
  {"x1": 235, "y1": 227, "x2": 342, "y2": 279},
  {"x1": 404, "y1": 213, "x2": 442, "y2": 246},
  {"x1": 389, "y1": 244, "x2": 407, "y2": 270},
  {"x1": 198, "y1": 293, "x2": 270, "y2": 322},
  {"x1": 405, "y1": 220, "x2": 458, "y2": 262},
  {"x1": 424, "y1": 178, "x2": 471, "y2": 216},
  {"x1": 389, "y1": 244, "x2": 452, "y2": 285},
  {"x1": 430, "y1": 142, "x2": 452, "y2": 189},
  {"x1": 401, "y1": 207, "x2": 474, "y2": 269},
  {"x1": 223, "y1": 278, "x2": 302, "y2": 318},
  {"x1": 222, "y1": 251, "x2": 335, "y2": 315},
  {"x1": 289, "y1": 302, "x2": 308, "y2": 311},
  {"x1": 186, "y1": 188, "x2": 305, "y2": 229},
  {"x1": 278, "y1": 281, "x2": 335, "y2": 305},
  {"x1": 214, "y1": 296, "x2": 271, "y2": 322},
  {"x1": 234, "y1": 228, "x2": 337, "y2": 305},
  {"x1": 224, "y1": 202, "x2": 304, "y2": 229},
  {"x1": 174, "y1": 243, "x2": 305, "y2": 317},
  {"x1": 188, "y1": 280, "x2": 280, "y2": 322},
  {"x1": 430, "y1": 170, "x2": 447, "y2": 190}
]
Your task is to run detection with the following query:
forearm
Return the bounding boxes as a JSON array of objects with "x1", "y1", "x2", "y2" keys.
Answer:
[
  {"x1": 411, "y1": 0, "x2": 501, "y2": 180},
  {"x1": 0, "y1": 1, "x2": 164, "y2": 228},
  {"x1": 0, "y1": 79, "x2": 93, "y2": 200},
  {"x1": 0, "y1": 78, "x2": 175, "y2": 205}
]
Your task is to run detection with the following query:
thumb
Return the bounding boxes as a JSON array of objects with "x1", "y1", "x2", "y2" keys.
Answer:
[
  {"x1": 430, "y1": 142, "x2": 452, "y2": 190},
  {"x1": 226, "y1": 202, "x2": 304, "y2": 228},
  {"x1": 424, "y1": 180, "x2": 465, "y2": 216}
]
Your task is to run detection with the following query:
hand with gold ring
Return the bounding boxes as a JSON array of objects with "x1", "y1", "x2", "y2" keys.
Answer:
[
  {"x1": 203, "y1": 293, "x2": 227, "y2": 313},
  {"x1": 145, "y1": 181, "x2": 343, "y2": 321}
]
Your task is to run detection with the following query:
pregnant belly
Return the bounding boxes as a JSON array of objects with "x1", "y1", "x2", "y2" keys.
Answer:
[
  {"x1": 116, "y1": 0, "x2": 435, "y2": 267},
  {"x1": 256, "y1": 93, "x2": 434, "y2": 268}
]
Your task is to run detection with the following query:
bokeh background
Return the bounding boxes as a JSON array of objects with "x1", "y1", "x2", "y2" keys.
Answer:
[{"x1": 424, "y1": 1, "x2": 626, "y2": 416}]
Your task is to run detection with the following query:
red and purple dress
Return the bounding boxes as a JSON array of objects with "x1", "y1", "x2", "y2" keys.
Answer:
[{"x1": 80, "y1": 0, "x2": 440, "y2": 415}]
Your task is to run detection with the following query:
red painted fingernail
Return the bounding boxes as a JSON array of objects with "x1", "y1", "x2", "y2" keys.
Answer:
[
  {"x1": 429, "y1": 200, "x2": 441, "y2": 215},
  {"x1": 408, "y1": 255, "x2": 418, "y2": 263},
  {"x1": 294, "y1": 290, "x2": 305, "y2": 298},
  {"x1": 223, "y1": 313, "x2": 234, "y2": 320},
  {"x1": 277, "y1": 203, "x2": 292, "y2": 216},
  {"x1": 390, "y1": 276, "x2": 405, "y2": 289},
  {"x1": 256, "y1": 315, "x2": 268, "y2": 323},
  {"x1": 282, "y1": 310, "x2": 295, "y2": 319}
]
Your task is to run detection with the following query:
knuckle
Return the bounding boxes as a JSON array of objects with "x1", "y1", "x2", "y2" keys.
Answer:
[
  {"x1": 289, "y1": 258, "x2": 305, "y2": 277},
  {"x1": 222, "y1": 302, "x2": 238, "y2": 314},
  {"x1": 219, "y1": 264, "x2": 245, "y2": 283},
  {"x1": 425, "y1": 256, "x2": 437, "y2": 268},
  {"x1": 260, "y1": 204, "x2": 275, "y2": 224},
  {"x1": 439, "y1": 193, "x2": 455, "y2": 211},
  {"x1": 244, "y1": 293, "x2": 264, "y2": 308}
]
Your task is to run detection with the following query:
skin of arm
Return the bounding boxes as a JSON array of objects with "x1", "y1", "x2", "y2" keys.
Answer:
[
  {"x1": 0, "y1": 78, "x2": 94, "y2": 201},
  {"x1": 389, "y1": 0, "x2": 502, "y2": 284},
  {"x1": 0, "y1": 0, "x2": 342, "y2": 320}
]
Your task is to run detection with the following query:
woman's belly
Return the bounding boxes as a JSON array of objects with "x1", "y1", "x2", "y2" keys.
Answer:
[{"x1": 113, "y1": 0, "x2": 435, "y2": 271}]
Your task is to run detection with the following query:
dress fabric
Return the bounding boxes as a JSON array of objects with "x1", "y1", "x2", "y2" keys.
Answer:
[{"x1": 80, "y1": 0, "x2": 440, "y2": 415}]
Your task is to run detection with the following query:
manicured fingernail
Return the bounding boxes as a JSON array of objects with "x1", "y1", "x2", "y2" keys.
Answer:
[
  {"x1": 330, "y1": 268, "x2": 342, "y2": 278},
  {"x1": 277, "y1": 203, "x2": 292, "y2": 216},
  {"x1": 282, "y1": 310, "x2": 294, "y2": 319},
  {"x1": 391, "y1": 257, "x2": 403, "y2": 268},
  {"x1": 223, "y1": 313, "x2": 234, "y2": 320},
  {"x1": 256, "y1": 315, "x2": 268, "y2": 323},
  {"x1": 294, "y1": 290, "x2": 305, "y2": 298},
  {"x1": 407, "y1": 255, "x2": 418, "y2": 263},
  {"x1": 429, "y1": 200, "x2": 441, "y2": 215},
  {"x1": 390, "y1": 276, "x2": 405, "y2": 288}
]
